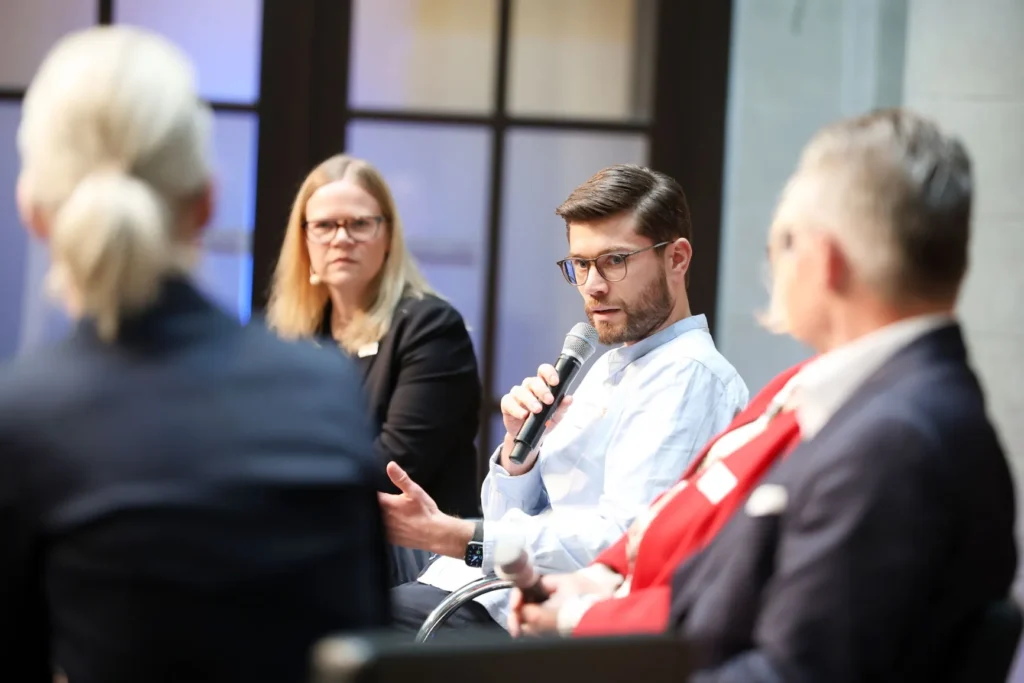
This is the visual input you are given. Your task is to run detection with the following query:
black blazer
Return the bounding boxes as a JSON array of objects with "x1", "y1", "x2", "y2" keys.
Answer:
[
  {"x1": 322, "y1": 294, "x2": 481, "y2": 518},
  {"x1": 668, "y1": 325, "x2": 1016, "y2": 683},
  {"x1": 0, "y1": 279, "x2": 391, "y2": 683}
]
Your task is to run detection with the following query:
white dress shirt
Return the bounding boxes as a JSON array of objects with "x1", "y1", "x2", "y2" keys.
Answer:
[
  {"x1": 791, "y1": 313, "x2": 954, "y2": 439},
  {"x1": 417, "y1": 314, "x2": 749, "y2": 628}
]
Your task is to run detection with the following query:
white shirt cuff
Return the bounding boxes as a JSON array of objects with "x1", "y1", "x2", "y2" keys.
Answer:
[
  {"x1": 485, "y1": 445, "x2": 544, "y2": 509},
  {"x1": 557, "y1": 594, "x2": 603, "y2": 635}
]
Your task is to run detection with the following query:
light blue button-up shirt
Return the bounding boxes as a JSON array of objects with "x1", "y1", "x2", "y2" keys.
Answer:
[{"x1": 417, "y1": 314, "x2": 749, "y2": 628}]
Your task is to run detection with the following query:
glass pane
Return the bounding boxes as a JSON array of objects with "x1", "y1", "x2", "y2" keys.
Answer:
[
  {"x1": 194, "y1": 112, "x2": 259, "y2": 321},
  {"x1": 0, "y1": 102, "x2": 29, "y2": 359},
  {"x1": 0, "y1": 0, "x2": 96, "y2": 89},
  {"x1": 494, "y1": 128, "x2": 648, "y2": 398},
  {"x1": 507, "y1": 0, "x2": 655, "y2": 121},
  {"x1": 346, "y1": 119, "x2": 492, "y2": 355},
  {"x1": 0, "y1": 102, "x2": 72, "y2": 356},
  {"x1": 350, "y1": 0, "x2": 498, "y2": 113},
  {"x1": 115, "y1": 0, "x2": 263, "y2": 103}
]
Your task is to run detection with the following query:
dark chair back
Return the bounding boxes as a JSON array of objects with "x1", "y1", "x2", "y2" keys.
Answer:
[
  {"x1": 311, "y1": 632, "x2": 693, "y2": 683},
  {"x1": 947, "y1": 600, "x2": 1023, "y2": 683}
]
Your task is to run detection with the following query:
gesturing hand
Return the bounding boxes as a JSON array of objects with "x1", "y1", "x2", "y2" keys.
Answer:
[
  {"x1": 377, "y1": 462, "x2": 474, "y2": 558},
  {"x1": 378, "y1": 462, "x2": 443, "y2": 551}
]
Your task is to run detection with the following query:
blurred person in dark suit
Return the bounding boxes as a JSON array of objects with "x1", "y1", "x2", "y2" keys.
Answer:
[
  {"x1": 664, "y1": 109, "x2": 1016, "y2": 682},
  {"x1": 1, "y1": 26, "x2": 390, "y2": 683},
  {"x1": 266, "y1": 154, "x2": 481, "y2": 585}
]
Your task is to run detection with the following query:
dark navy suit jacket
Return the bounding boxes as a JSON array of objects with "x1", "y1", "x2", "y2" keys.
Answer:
[
  {"x1": 0, "y1": 279, "x2": 391, "y2": 683},
  {"x1": 669, "y1": 325, "x2": 1017, "y2": 683}
]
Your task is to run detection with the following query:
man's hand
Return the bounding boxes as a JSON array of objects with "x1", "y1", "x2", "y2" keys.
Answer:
[
  {"x1": 508, "y1": 570, "x2": 615, "y2": 637},
  {"x1": 498, "y1": 363, "x2": 574, "y2": 475},
  {"x1": 378, "y1": 462, "x2": 474, "y2": 558}
]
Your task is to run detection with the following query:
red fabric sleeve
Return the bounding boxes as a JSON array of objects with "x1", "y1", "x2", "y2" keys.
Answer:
[
  {"x1": 572, "y1": 585, "x2": 672, "y2": 637},
  {"x1": 592, "y1": 531, "x2": 630, "y2": 576}
]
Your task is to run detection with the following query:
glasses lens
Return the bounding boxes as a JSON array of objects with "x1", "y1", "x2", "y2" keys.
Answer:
[
  {"x1": 307, "y1": 221, "x2": 335, "y2": 243},
  {"x1": 348, "y1": 217, "x2": 378, "y2": 241},
  {"x1": 560, "y1": 260, "x2": 581, "y2": 285},
  {"x1": 596, "y1": 253, "x2": 628, "y2": 282}
]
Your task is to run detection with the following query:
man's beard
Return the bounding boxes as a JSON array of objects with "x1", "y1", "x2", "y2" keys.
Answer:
[{"x1": 586, "y1": 272, "x2": 674, "y2": 345}]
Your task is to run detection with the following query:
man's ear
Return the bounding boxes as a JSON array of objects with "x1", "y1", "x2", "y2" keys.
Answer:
[
  {"x1": 668, "y1": 237, "x2": 692, "y2": 277},
  {"x1": 822, "y1": 234, "x2": 851, "y2": 293},
  {"x1": 16, "y1": 174, "x2": 49, "y2": 241}
]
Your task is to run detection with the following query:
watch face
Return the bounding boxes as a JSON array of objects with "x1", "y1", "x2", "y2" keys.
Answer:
[{"x1": 465, "y1": 542, "x2": 484, "y2": 568}]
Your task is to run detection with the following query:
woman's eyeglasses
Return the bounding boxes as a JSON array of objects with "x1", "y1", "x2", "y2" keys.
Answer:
[
  {"x1": 304, "y1": 216, "x2": 385, "y2": 244},
  {"x1": 556, "y1": 242, "x2": 669, "y2": 286}
]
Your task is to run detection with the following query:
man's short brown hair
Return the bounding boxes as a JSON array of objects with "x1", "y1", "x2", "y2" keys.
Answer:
[{"x1": 555, "y1": 164, "x2": 692, "y2": 246}]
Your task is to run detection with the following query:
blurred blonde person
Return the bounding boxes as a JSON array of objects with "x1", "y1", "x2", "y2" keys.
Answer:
[{"x1": 2, "y1": 26, "x2": 390, "y2": 683}]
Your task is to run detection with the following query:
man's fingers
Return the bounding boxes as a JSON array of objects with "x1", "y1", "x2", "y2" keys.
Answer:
[
  {"x1": 507, "y1": 589, "x2": 523, "y2": 637},
  {"x1": 524, "y1": 376, "x2": 555, "y2": 404},
  {"x1": 539, "y1": 573, "x2": 563, "y2": 593},
  {"x1": 537, "y1": 363, "x2": 559, "y2": 387},
  {"x1": 386, "y1": 461, "x2": 424, "y2": 498},
  {"x1": 500, "y1": 393, "x2": 529, "y2": 421},
  {"x1": 511, "y1": 385, "x2": 544, "y2": 413},
  {"x1": 519, "y1": 605, "x2": 545, "y2": 637}
]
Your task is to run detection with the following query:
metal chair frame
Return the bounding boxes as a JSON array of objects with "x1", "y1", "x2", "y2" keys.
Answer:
[{"x1": 415, "y1": 576, "x2": 514, "y2": 642}]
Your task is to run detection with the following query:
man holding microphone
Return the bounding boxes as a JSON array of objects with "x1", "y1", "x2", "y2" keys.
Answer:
[{"x1": 379, "y1": 164, "x2": 749, "y2": 634}]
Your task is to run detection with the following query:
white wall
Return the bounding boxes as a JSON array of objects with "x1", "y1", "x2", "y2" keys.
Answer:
[
  {"x1": 720, "y1": 1, "x2": 1024, "y2": 673},
  {"x1": 902, "y1": 0, "x2": 1024, "y2": 539},
  {"x1": 716, "y1": 0, "x2": 907, "y2": 393}
]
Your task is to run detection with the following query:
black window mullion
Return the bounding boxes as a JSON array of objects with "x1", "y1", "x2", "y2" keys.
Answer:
[{"x1": 474, "y1": 0, "x2": 513, "y2": 483}]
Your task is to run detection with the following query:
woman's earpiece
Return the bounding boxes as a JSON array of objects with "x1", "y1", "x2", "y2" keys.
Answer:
[{"x1": 309, "y1": 268, "x2": 321, "y2": 286}]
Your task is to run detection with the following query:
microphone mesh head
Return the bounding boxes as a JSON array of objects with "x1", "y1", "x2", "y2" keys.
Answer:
[{"x1": 561, "y1": 323, "x2": 599, "y2": 364}]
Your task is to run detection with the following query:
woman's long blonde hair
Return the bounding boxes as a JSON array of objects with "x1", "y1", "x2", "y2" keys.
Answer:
[{"x1": 266, "y1": 154, "x2": 435, "y2": 353}]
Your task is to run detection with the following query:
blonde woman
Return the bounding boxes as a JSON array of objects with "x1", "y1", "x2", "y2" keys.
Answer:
[
  {"x1": 267, "y1": 156, "x2": 482, "y2": 583},
  {"x1": 2, "y1": 27, "x2": 390, "y2": 682}
]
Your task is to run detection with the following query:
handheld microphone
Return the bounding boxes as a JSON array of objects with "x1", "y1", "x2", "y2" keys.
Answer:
[
  {"x1": 495, "y1": 539, "x2": 549, "y2": 604},
  {"x1": 509, "y1": 322, "x2": 598, "y2": 465}
]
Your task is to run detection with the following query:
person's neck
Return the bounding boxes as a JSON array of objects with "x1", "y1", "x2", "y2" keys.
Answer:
[
  {"x1": 815, "y1": 297, "x2": 954, "y2": 353},
  {"x1": 327, "y1": 287, "x2": 366, "y2": 336},
  {"x1": 624, "y1": 289, "x2": 693, "y2": 346}
]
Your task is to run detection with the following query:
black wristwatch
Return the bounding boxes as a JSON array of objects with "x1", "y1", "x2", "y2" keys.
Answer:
[{"x1": 464, "y1": 521, "x2": 484, "y2": 568}]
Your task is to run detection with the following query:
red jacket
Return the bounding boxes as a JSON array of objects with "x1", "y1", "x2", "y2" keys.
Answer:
[{"x1": 573, "y1": 361, "x2": 810, "y2": 637}]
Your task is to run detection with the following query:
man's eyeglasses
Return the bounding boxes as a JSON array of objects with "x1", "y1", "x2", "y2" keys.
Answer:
[
  {"x1": 304, "y1": 216, "x2": 385, "y2": 244},
  {"x1": 556, "y1": 242, "x2": 670, "y2": 286}
]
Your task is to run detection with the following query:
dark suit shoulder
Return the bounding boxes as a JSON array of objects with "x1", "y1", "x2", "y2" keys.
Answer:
[
  {"x1": 388, "y1": 294, "x2": 472, "y2": 350},
  {"x1": 791, "y1": 358, "x2": 1009, "y2": 531},
  {"x1": 392, "y1": 294, "x2": 466, "y2": 329},
  {"x1": 238, "y1": 316, "x2": 362, "y2": 383}
]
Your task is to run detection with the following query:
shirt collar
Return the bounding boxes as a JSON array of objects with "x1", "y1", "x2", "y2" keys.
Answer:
[
  {"x1": 792, "y1": 313, "x2": 955, "y2": 439},
  {"x1": 605, "y1": 314, "x2": 710, "y2": 375}
]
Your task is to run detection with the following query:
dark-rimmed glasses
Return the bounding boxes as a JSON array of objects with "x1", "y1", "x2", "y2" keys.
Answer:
[
  {"x1": 304, "y1": 216, "x2": 385, "y2": 244},
  {"x1": 556, "y1": 242, "x2": 670, "y2": 286}
]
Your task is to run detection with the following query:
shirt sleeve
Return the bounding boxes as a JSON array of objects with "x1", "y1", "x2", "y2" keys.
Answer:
[
  {"x1": 480, "y1": 446, "x2": 550, "y2": 523},
  {"x1": 481, "y1": 362, "x2": 741, "y2": 575},
  {"x1": 569, "y1": 585, "x2": 673, "y2": 636}
]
